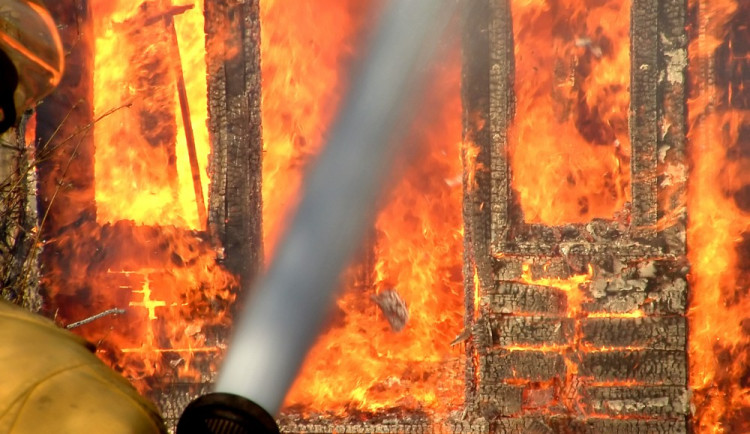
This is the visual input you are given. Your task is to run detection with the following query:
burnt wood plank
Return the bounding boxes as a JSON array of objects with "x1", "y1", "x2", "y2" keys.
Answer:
[
  {"x1": 490, "y1": 316, "x2": 574, "y2": 347},
  {"x1": 656, "y1": 0, "x2": 688, "y2": 256},
  {"x1": 462, "y1": 0, "x2": 494, "y2": 407},
  {"x1": 570, "y1": 418, "x2": 687, "y2": 433},
  {"x1": 579, "y1": 350, "x2": 686, "y2": 385},
  {"x1": 582, "y1": 385, "x2": 689, "y2": 417},
  {"x1": 205, "y1": 0, "x2": 263, "y2": 286},
  {"x1": 494, "y1": 417, "x2": 686, "y2": 433},
  {"x1": 580, "y1": 316, "x2": 686, "y2": 351},
  {"x1": 483, "y1": 349, "x2": 564, "y2": 382},
  {"x1": 477, "y1": 383, "x2": 523, "y2": 417},
  {"x1": 585, "y1": 274, "x2": 687, "y2": 315},
  {"x1": 486, "y1": 283, "x2": 567, "y2": 315}
]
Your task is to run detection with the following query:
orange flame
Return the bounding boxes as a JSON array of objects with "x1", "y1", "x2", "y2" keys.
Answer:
[
  {"x1": 282, "y1": 59, "x2": 465, "y2": 419},
  {"x1": 509, "y1": 0, "x2": 631, "y2": 224},
  {"x1": 520, "y1": 262, "x2": 592, "y2": 317},
  {"x1": 687, "y1": 0, "x2": 750, "y2": 430},
  {"x1": 259, "y1": 1, "x2": 465, "y2": 417},
  {"x1": 40, "y1": 0, "x2": 238, "y2": 394},
  {"x1": 92, "y1": 0, "x2": 209, "y2": 229},
  {"x1": 260, "y1": 0, "x2": 378, "y2": 257}
]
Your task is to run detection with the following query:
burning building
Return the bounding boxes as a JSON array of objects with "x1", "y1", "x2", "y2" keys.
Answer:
[{"x1": 0, "y1": 0, "x2": 745, "y2": 432}]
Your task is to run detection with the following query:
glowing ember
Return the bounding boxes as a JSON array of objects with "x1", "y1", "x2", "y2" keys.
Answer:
[
  {"x1": 687, "y1": 0, "x2": 750, "y2": 431},
  {"x1": 516, "y1": 263, "x2": 593, "y2": 415},
  {"x1": 509, "y1": 0, "x2": 631, "y2": 224},
  {"x1": 520, "y1": 262, "x2": 592, "y2": 317}
]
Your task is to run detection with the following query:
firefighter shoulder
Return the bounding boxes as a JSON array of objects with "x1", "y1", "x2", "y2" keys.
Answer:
[{"x1": 0, "y1": 300, "x2": 166, "y2": 433}]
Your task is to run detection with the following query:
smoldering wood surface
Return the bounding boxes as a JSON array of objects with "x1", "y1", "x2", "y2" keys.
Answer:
[
  {"x1": 486, "y1": 0, "x2": 514, "y2": 250},
  {"x1": 656, "y1": 0, "x2": 688, "y2": 256},
  {"x1": 579, "y1": 350, "x2": 686, "y2": 385},
  {"x1": 630, "y1": 0, "x2": 660, "y2": 239},
  {"x1": 583, "y1": 385, "x2": 688, "y2": 417},
  {"x1": 277, "y1": 418, "x2": 490, "y2": 434},
  {"x1": 483, "y1": 349, "x2": 565, "y2": 383},
  {"x1": 483, "y1": 283, "x2": 567, "y2": 315},
  {"x1": 579, "y1": 316, "x2": 686, "y2": 350},
  {"x1": 493, "y1": 418, "x2": 686, "y2": 434},
  {"x1": 205, "y1": 0, "x2": 263, "y2": 286},
  {"x1": 489, "y1": 316, "x2": 574, "y2": 347}
]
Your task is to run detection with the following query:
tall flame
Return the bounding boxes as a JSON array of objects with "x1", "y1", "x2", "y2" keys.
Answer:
[
  {"x1": 688, "y1": 0, "x2": 750, "y2": 431},
  {"x1": 509, "y1": 0, "x2": 631, "y2": 224},
  {"x1": 259, "y1": 0, "x2": 465, "y2": 418},
  {"x1": 260, "y1": 0, "x2": 377, "y2": 256},
  {"x1": 93, "y1": 0, "x2": 209, "y2": 229}
]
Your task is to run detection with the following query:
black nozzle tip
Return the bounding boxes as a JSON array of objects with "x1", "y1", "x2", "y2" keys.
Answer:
[{"x1": 176, "y1": 392, "x2": 280, "y2": 434}]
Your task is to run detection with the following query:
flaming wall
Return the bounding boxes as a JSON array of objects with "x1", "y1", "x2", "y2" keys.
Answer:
[
  {"x1": 29, "y1": 0, "x2": 750, "y2": 431},
  {"x1": 462, "y1": 0, "x2": 689, "y2": 431}
]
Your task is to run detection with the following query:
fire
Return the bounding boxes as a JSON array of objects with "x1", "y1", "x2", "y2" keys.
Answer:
[
  {"x1": 260, "y1": 0, "x2": 378, "y2": 256},
  {"x1": 520, "y1": 262, "x2": 592, "y2": 317},
  {"x1": 509, "y1": 0, "x2": 631, "y2": 224},
  {"x1": 687, "y1": 0, "x2": 750, "y2": 431},
  {"x1": 42, "y1": 0, "x2": 237, "y2": 394},
  {"x1": 259, "y1": 0, "x2": 465, "y2": 418},
  {"x1": 514, "y1": 264, "x2": 592, "y2": 415},
  {"x1": 92, "y1": 0, "x2": 209, "y2": 229}
]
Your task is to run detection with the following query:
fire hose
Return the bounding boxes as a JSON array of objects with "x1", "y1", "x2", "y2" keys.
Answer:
[{"x1": 177, "y1": 1, "x2": 457, "y2": 432}]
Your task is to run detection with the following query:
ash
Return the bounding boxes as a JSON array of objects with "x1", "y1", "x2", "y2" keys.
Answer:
[{"x1": 371, "y1": 288, "x2": 409, "y2": 332}]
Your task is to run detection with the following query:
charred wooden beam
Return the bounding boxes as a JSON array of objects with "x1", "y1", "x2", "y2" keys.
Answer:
[
  {"x1": 204, "y1": 0, "x2": 263, "y2": 288},
  {"x1": 656, "y1": 0, "x2": 688, "y2": 255},
  {"x1": 461, "y1": 0, "x2": 494, "y2": 410},
  {"x1": 630, "y1": 0, "x2": 660, "y2": 240}
]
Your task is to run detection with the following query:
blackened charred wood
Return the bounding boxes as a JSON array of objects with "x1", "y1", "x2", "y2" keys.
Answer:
[
  {"x1": 494, "y1": 418, "x2": 687, "y2": 434},
  {"x1": 204, "y1": 0, "x2": 263, "y2": 288},
  {"x1": 630, "y1": 0, "x2": 659, "y2": 239},
  {"x1": 461, "y1": 0, "x2": 494, "y2": 409}
]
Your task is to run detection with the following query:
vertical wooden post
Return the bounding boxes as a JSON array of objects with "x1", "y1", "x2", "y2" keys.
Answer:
[{"x1": 204, "y1": 0, "x2": 263, "y2": 290}]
